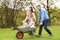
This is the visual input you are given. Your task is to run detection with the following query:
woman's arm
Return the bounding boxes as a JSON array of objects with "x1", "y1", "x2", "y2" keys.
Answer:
[
  {"x1": 27, "y1": 22, "x2": 34, "y2": 27},
  {"x1": 32, "y1": 13, "x2": 36, "y2": 22},
  {"x1": 23, "y1": 16, "x2": 28, "y2": 23}
]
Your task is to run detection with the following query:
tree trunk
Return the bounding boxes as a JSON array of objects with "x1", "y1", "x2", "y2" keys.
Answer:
[
  {"x1": 11, "y1": 9, "x2": 16, "y2": 27},
  {"x1": 1, "y1": 12, "x2": 3, "y2": 28},
  {"x1": 47, "y1": 0, "x2": 51, "y2": 26},
  {"x1": 0, "y1": 12, "x2": 3, "y2": 28}
]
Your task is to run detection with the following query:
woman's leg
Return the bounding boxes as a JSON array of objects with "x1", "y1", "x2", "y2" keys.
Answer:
[
  {"x1": 11, "y1": 26, "x2": 20, "y2": 30},
  {"x1": 28, "y1": 31, "x2": 34, "y2": 36}
]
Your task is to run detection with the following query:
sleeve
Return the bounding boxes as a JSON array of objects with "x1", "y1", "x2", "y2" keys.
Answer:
[
  {"x1": 40, "y1": 9, "x2": 44, "y2": 22},
  {"x1": 38, "y1": 12, "x2": 41, "y2": 23},
  {"x1": 38, "y1": 9, "x2": 45, "y2": 22}
]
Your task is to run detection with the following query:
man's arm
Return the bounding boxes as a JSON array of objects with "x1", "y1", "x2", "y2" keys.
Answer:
[
  {"x1": 37, "y1": 8, "x2": 45, "y2": 26},
  {"x1": 40, "y1": 9, "x2": 44, "y2": 22},
  {"x1": 38, "y1": 12, "x2": 41, "y2": 23},
  {"x1": 38, "y1": 9, "x2": 44, "y2": 23}
]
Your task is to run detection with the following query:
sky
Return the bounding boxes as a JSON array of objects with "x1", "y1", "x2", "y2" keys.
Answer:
[
  {"x1": 32, "y1": 0, "x2": 60, "y2": 8},
  {"x1": 0, "y1": 0, "x2": 60, "y2": 8},
  {"x1": 55, "y1": 0, "x2": 60, "y2": 8}
]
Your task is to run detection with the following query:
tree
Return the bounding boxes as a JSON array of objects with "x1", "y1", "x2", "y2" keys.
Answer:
[{"x1": 0, "y1": 0, "x2": 33, "y2": 28}]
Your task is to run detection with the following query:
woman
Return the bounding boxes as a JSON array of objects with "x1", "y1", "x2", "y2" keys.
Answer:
[
  {"x1": 25, "y1": 6, "x2": 36, "y2": 28},
  {"x1": 25, "y1": 6, "x2": 36, "y2": 36}
]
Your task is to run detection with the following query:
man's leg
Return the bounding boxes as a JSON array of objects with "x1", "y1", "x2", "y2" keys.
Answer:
[
  {"x1": 44, "y1": 19, "x2": 52, "y2": 35},
  {"x1": 38, "y1": 25, "x2": 43, "y2": 35},
  {"x1": 36, "y1": 25, "x2": 43, "y2": 37}
]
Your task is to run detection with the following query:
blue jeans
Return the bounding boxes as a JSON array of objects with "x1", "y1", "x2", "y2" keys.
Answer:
[
  {"x1": 28, "y1": 31, "x2": 34, "y2": 36},
  {"x1": 38, "y1": 19, "x2": 52, "y2": 35}
]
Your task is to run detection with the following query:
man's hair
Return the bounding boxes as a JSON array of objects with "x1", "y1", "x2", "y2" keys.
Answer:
[{"x1": 37, "y1": 5, "x2": 40, "y2": 7}]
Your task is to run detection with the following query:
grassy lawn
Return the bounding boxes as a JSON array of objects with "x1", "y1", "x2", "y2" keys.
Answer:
[{"x1": 0, "y1": 26, "x2": 60, "y2": 40}]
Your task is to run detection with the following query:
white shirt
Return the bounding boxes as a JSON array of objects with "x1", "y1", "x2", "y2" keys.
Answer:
[{"x1": 25, "y1": 13, "x2": 36, "y2": 28}]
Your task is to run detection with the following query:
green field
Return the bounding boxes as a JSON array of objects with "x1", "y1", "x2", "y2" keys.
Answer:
[{"x1": 0, "y1": 26, "x2": 60, "y2": 40}]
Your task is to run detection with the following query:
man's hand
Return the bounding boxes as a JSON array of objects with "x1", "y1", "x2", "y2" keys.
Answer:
[
  {"x1": 35, "y1": 22, "x2": 43, "y2": 27},
  {"x1": 35, "y1": 22, "x2": 40, "y2": 27},
  {"x1": 40, "y1": 22, "x2": 43, "y2": 26}
]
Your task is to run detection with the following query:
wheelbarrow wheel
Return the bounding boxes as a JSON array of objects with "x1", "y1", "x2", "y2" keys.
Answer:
[{"x1": 16, "y1": 31, "x2": 24, "y2": 39}]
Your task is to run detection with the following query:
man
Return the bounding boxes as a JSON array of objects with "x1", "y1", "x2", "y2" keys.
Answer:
[{"x1": 36, "y1": 3, "x2": 52, "y2": 37}]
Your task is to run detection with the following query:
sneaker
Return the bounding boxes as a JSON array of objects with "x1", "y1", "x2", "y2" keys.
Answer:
[
  {"x1": 49, "y1": 34, "x2": 52, "y2": 37},
  {"x1": 35, "y1": 35, "x2": 41, "y2": 37},
  {"x1": 30, "y1": 34, "x2": 34, "y2": 37},
  {"x1": 11, "y1": 26, "x2": 15, "y2": 30}
]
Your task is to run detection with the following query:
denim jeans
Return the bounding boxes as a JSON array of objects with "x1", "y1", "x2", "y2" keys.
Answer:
[{"x1": 38, "y1": 19, "x2": 52, "y2": 35}]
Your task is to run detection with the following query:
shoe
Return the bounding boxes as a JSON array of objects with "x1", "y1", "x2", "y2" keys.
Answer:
[
  {"x1": 11, "y1": 26, "x2": 15, "y2": 30},
  {"x1": 49, "y1": 34, "x2": 52, "y2": 37},
  {"x1": 30, "y1": 34, "x2": 34, "y2": 37},
  {"x1": 35, "y1": 35, "x2": 41, "y2": 37}
]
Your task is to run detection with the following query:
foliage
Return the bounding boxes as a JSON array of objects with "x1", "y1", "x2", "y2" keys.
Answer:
[
  {"x1": 0, "y1": 26, "x2": 60, "y2": 40},
  {"x1": 0, "y1": 0, "x2": 60, "y2": 28}
]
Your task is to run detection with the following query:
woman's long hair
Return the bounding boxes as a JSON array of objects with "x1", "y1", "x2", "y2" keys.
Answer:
[
  {"x1": 29, "y1": 6, "x2": 35, "y2": 21},
  {"x1": 29, "y1": 6, "x2": 34, "y2": 13}
]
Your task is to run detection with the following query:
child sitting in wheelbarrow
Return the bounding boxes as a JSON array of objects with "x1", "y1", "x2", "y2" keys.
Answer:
[
  {"x1": 11, "y1": 6, "x2": 36, "y2": 30},
  {"x1": 11, "y1": 6, "x2": 36, "y2": 39}
]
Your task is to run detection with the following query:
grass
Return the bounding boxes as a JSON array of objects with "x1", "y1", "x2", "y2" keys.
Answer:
[{"x1": 0, "y1": 26, "x2": 60, "y2": 40}]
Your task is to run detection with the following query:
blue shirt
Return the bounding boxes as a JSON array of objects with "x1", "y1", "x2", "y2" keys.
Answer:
[{"x1": 38, "y1": 7, "x2": 49, "y2": 22}]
